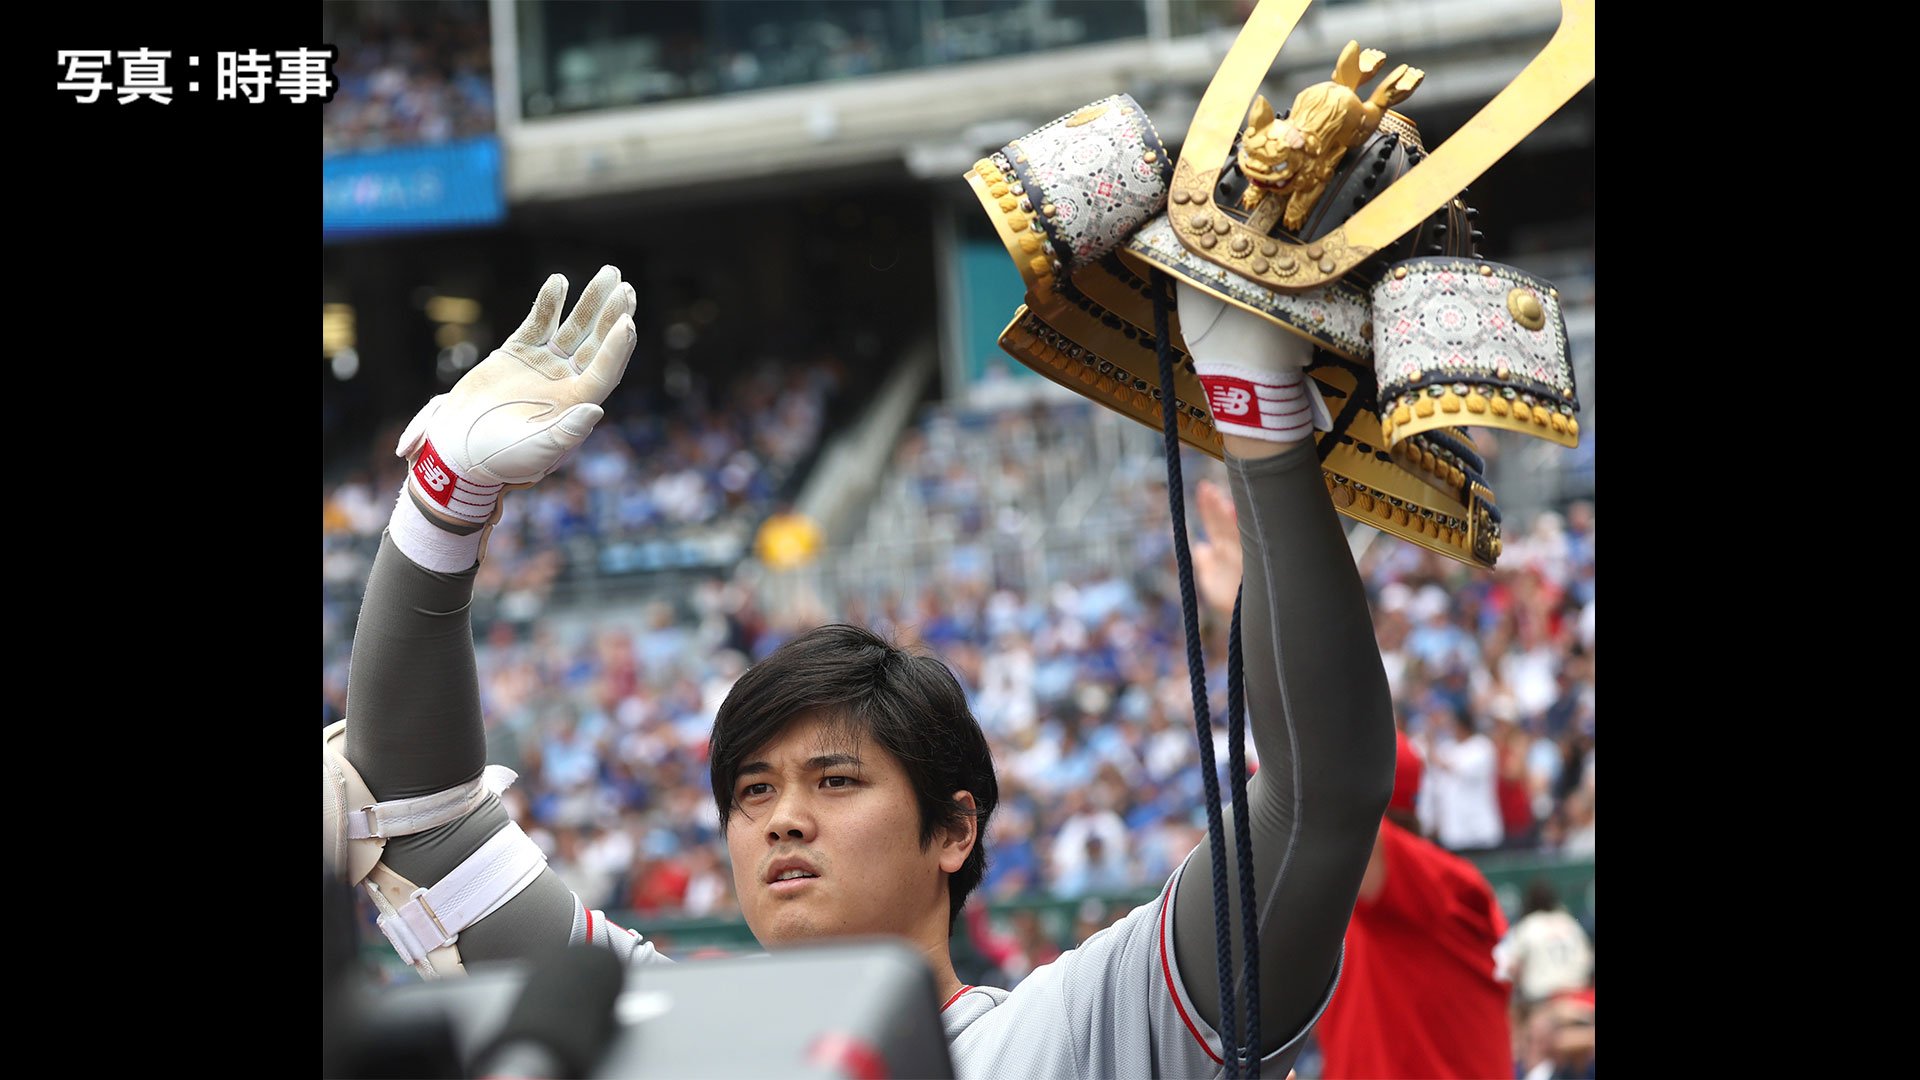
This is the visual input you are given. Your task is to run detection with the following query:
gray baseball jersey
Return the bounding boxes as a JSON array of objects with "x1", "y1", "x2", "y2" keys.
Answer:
[{"x1": 940, "y1": 858, "x2": 1337, "y2": 1079}]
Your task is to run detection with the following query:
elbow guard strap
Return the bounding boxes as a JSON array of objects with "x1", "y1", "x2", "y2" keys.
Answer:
[{"x1": 322, "y1": 720, "x2": 542, "y2": 979}]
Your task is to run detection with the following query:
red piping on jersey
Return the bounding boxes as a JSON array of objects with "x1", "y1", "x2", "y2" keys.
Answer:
[
  {"x1": 1158, "y1": 881, "x2": 1225, "y2": 1065},
  {"x1": 942, "y1": 985, "x2": 973, "y2": 1012},
  {"x1": 585, "y1": 907, "x2": 594, "y2": 943}
]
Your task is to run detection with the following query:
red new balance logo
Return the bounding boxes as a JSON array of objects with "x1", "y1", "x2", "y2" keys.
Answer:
[
  {"x1": 413, "y1": 441, "x2": 459, "y2": 506},
  {"x1": 1206, "y1": 383, "x2": 1253, "y2": 417}
]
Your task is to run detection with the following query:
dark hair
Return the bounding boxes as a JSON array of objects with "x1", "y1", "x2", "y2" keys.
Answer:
[{"x1": 709, "y1": 624, "x2": 999, "y2": 926}]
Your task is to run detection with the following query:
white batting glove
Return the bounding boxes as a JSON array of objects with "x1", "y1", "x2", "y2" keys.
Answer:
[
  {"x1": 1176, "y1": 282, "x2": 1330, "y2": 444},
  {"x1": 397, "y1": 265, "x2": 638, "y2": 528}
]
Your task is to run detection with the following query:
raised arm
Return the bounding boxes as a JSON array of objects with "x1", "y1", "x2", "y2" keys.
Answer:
[
  {"x1": 329, "y1": 266, "x2": 644, "y2": 973},
  {"x1": 1169, "y1": 286, "x2": 1397, "y2": 1062}
]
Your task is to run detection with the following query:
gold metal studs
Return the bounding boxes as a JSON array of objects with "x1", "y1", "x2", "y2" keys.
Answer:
[
  {"x1": 1172, "y1": 190, "x2": 1190, "y2": 205},
  {"x1": 1508, "y1": 289, "x2": 1546, "y2": 331},
  {"x1": 1067, "y1": 104, "x2": 1108, "y2": 127},
  {"x1": 1252, "y1": 258, "x2": 1270, "y2": 274},
  {"x1": 1393, "y1": 266, "x2": 1408, "y2": 280},
  {"x1": 1478, "y1": 264, "x2": 1494, "y2": 276}
]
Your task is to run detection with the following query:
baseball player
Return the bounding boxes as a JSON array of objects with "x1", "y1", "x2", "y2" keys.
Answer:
[{"x1": 324, "y1": 261, "x2": 1395, "y2": 1078}]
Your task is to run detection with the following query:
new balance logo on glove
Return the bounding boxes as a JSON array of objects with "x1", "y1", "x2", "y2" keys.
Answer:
[{"x1": 413, "y1": 444, "x2": 457, "y2": 502}]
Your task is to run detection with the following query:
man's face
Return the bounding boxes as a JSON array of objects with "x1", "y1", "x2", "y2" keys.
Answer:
[{"x1": 723, "y1": 712, "x2": 962, "y2": 949}]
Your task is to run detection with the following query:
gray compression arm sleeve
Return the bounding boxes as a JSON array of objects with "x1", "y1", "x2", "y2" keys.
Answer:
[
  {"x1": 342, "y1": 531, "x2": 575, "y2": 964},
  {"x1": 1168, "y1": 440, "x2": 1397, "y2": 1056}
]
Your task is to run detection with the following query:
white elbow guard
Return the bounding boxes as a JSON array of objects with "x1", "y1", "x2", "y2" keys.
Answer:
[{"x1": 322, "y1": 720, "x2": 547, "y2": 979}]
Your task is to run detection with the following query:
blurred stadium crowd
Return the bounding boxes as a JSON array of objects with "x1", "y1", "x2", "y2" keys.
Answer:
[{"x1": 322, "y1": 0, "x2": 496, "y2": 156}]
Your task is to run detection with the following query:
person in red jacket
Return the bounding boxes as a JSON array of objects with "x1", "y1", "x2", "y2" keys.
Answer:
[
  {"x1": 1189, "y1": 480, "x2": 1514, "y2": 1078},
  {"x1": 1313, "y1": 730, "x2": 1514, "y2": 1078}
]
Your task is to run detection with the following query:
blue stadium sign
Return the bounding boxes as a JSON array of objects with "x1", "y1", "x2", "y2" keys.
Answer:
[{"x1": 323, "y1": 135, "x2": 504, "y2": 241}]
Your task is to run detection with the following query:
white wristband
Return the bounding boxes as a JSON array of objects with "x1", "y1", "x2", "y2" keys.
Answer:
[
  {"x1": 388, "y1": 487, "x2": 486, "y2": 573},
  {"x1": 1195, "y1": 364, "x2": 1326, "y2": 442}
]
